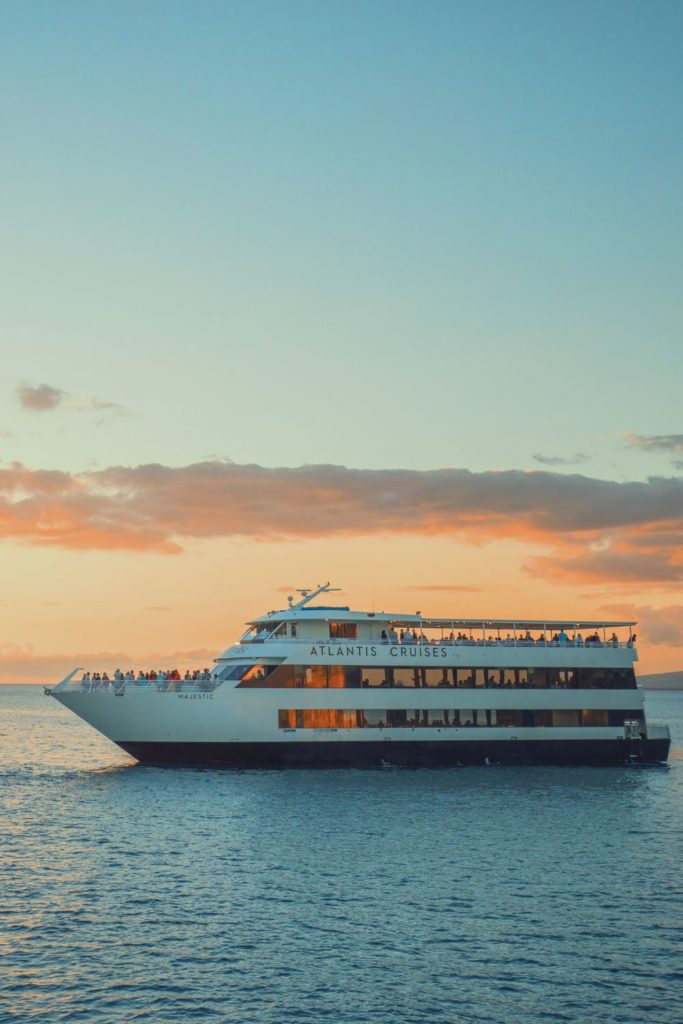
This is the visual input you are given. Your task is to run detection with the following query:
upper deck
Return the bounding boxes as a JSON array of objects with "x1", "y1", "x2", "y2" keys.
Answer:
[
  {"x1": 230, "y1": 583, "x2": 636, "y2": 650},
  {"x1": 213, "y1": 584, "x2": 638, "y2": 673}
]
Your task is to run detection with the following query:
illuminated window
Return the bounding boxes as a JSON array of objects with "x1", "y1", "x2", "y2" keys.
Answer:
[
  {"x1": 329, "y1": 622, "x2": 357, "y2": 639},
  {"x1": 277, "y1": 707, "x2": 630, "y2": 729}
]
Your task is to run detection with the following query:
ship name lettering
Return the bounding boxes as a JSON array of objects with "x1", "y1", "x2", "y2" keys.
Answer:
[{"x1": 307, "y1": 643, "x2": 439, "y2": 659}]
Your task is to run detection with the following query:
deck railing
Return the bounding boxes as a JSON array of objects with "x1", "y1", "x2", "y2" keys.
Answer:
[{"x1": 243, "y1": 637, "x2": 635, "y2": 649}]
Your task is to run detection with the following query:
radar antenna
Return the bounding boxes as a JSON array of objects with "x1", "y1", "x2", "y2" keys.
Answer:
[{"x1": 290, "y1": 582, "x2": 340, "y2": 609}]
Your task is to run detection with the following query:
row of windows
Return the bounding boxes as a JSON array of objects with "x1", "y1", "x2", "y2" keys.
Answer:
[
  {"x1": 278, "y1": 708, "x2": 637, "y2": 729},
  {"x1": 235, "y1": 664, "x2": 637, "y2": 690}
]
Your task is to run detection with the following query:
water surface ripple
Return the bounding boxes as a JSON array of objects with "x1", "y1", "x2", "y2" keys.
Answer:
[{"x1": 1, "y1": 687, "x2": 682, "y2": 1023}]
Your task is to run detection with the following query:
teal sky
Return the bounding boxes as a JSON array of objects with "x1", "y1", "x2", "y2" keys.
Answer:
[{"x1": 1, "y1": 0, "x2": 682, "y2": 477}]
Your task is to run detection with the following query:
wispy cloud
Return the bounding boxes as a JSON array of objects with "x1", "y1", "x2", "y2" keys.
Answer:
[
  {"x1": 0, "y1": 460, "x2": 682, "y2": 588},
  {"x1": 68, "y1": 396, "x2": 125, "y2": 415},
  {"x1": 625, "y1": 433, "x2": 683, "y2": 468},
  {"x1": 15, "y1": 382, "x2": 124, "y2": 420},
  {"x1": 532, "y1": 453, "x2": 588, "y2": 466}
]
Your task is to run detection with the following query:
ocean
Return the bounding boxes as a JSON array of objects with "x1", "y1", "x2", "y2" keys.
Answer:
[{"x1": 1, "y1": 685, "x2": 682, "y2": 1024}]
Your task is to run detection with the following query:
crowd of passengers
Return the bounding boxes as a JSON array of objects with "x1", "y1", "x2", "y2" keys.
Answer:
[
  {"x1": 364, "y1": 674, "x2": 596, "y2": 689},
  {"x1": 80, "y1": 668, "x2": 217, "y2": 691},
  {"x1": 379, "y1": 629, "x2": 632, "y2": 647}
]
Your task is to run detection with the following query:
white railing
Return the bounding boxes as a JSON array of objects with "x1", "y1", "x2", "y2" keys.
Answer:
[{"x1": 242, "y1": 637, "x2": 635, "y2": 649}]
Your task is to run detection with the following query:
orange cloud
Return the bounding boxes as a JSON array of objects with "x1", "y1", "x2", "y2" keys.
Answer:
[
  {"x1": 16, "y1": 383, "x2": 66, "y2": 412},
  {"x1": 0, "y1": 460, "x2": 682, "y2": 587}
]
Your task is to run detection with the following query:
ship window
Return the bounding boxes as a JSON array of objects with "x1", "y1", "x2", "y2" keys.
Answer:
[
  {"x1": 362, "y1": 668, "x2": 388, "y2": 688},
  {"x1": 329, "y1": 622, "x2": 357, "y2": 639},
  {"x1": 252, "y1": 662, "x2": 640, "y2": 691},
  {"x1": 456, "y1": 669, "x2": 475, "y2": 687},
  {"x1": 345, "y1": 666, "x2": 362, "y2": 688},
  {"x1": 581, "y1": 709, "x2": 608, "y2": 726},
  {"x1": 495, "y1": 709, "x2": 523, "y2": 727},
  {"x1": 226, "y1": 662, "x2": 280, "y2": 683},
  {"x1": 238, "y1": 663, "x2": 280, "y2": 686},
  {"x1": 573, "y1": 668, "x2": 638, "y2": 689},
  {"x1": 236, "y1": 663, "x2": 308, "y2": 687},
  {"x1": 552, "y1": 710, "x2": 580, "y2": 726},
  {"x1": 222, "y1": 663, "x2": 252, "y2": 680},
  {"x1": 277, "y1": 708, "x2": 623, "y2": 729}
]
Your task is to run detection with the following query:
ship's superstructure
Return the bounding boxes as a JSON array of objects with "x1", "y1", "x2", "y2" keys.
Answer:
[{"x1": 47, "y1": 584, "x2": 670, "y2": 766}]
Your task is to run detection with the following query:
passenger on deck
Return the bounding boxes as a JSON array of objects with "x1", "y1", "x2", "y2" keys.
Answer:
[
  {"x1": 558, "y1": 630, "x2": 569, "y2": 644},
  {"x1": 381, "y1": 630, "x2": 388, "y2": 643}
]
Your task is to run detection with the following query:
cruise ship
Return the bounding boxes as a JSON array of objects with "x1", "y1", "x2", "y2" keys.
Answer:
[{"x1": 47, "y1": 584, "x2": 670, "y2": 767}]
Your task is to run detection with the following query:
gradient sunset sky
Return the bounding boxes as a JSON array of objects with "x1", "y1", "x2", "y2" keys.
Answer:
[{"x1": 2, "y1": 1, "x2": 682, "y2": 681}]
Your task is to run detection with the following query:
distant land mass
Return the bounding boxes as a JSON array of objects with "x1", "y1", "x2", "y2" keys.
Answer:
[{"x1": 639, "y1": 671, "x2": 683, "y2": 690}]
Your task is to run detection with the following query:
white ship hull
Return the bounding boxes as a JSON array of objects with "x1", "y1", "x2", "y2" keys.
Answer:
[{"x1": 51, "y1": 684, "x2": 669, "y2": 766}]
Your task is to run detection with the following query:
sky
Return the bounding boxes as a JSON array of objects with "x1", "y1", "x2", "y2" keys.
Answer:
[{"x1": 1, "y1": 0, "x2": 682, "y2": 680}]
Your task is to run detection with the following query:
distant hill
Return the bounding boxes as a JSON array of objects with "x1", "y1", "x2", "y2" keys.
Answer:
[{"x1": 639, "y1": 671, "x2": 683, "y2": 690}]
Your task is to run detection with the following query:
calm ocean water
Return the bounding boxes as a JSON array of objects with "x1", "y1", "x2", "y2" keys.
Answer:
[{"x1": 1, "y1": 686, "x2": 682, "y2": 1024}]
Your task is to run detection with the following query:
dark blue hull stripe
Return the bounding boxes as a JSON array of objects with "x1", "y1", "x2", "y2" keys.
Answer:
[{"x1": 117, "y1": 737, "x2": 670, "y2": 768}]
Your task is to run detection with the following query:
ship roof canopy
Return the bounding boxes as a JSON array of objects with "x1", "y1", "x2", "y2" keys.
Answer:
[{"x1": 248, "y1": 608, "x2": 636, "y2": 630}]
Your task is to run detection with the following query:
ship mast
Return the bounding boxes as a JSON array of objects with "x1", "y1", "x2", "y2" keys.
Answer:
[{"x1": 287, "y1": 582, "x2": 340, "y2": 609}]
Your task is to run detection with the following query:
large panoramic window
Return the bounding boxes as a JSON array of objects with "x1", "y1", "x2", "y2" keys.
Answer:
[
  {"x1": 277, "y1": 708, "x2": 635, "y2": 729},
  {"x1": 237, "y1": 664, "x2": 638, "y2": 689}
]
